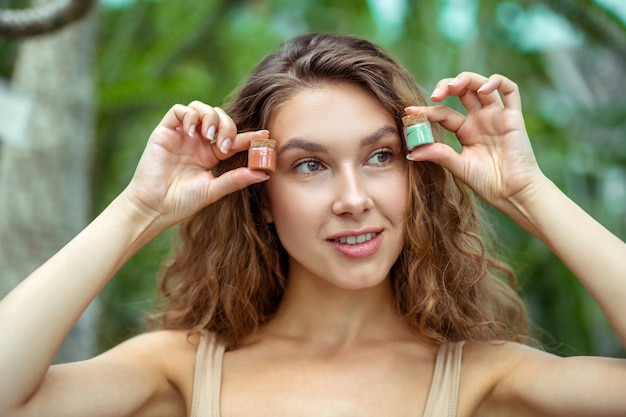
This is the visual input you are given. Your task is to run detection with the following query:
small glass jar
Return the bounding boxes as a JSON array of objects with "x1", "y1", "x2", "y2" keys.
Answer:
[
  {"x1": 402, "y1": 113, "x2": 434, "y2": 151},
  {"x1": 248, "y1": 139, "x2": 276, "y2": 173}
]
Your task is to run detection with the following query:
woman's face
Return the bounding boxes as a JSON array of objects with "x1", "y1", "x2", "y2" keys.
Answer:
[{"x1": 265, "y1": 83, "x2": 409, "y2": 291}]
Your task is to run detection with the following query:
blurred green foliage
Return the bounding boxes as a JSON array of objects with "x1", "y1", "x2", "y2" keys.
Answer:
[{"x1": 2, "y1": 0, "x2": 625, "y2": 356}]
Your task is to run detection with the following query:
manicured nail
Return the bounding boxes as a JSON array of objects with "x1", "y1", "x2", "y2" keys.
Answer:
[
  {"x1": 207, "y1": 125, "x2": 216, "y2": 142},
  {"x1": 254, "y1": 174, "x2": 270, "y2": 183},
  {"x1": 220, "y1": 138, "x2": 232, "y2": 154},
  {"x1": 448, "y1": 78, "x2": 459, "y2": 86},
  {"x1": 188, "y1": 124, "x2": 196, "y2": 138},
  {"x1": 430, "y1": 87, "x2": 441, "y2": 98},
  {"x1": 406, "y1": 154, "x2": 415, "y2": 161}
]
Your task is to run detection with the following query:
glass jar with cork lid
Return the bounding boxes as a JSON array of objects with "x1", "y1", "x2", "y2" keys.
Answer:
[
  {"x1": 402, "y1": 112, "x2": 434, "y2": 151},
  {"x1": 248, "y1": 139, "x2": 276, "y2": 173}
]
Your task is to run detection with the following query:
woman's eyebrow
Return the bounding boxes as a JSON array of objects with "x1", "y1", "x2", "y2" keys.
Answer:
[
  {"x1": 360, "y1": 125, "x2": 398, "y2": 147},
  {"x1": 277, "y1": 138, "x2": 327, "y2": 155},
  {"x1": 277, "y1": 125, "x2": 398, "y2": 155}
]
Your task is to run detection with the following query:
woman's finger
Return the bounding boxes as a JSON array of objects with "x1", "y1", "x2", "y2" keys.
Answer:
[
  {"x1": 406, "y1": 142, "x2": 465, "y2": 180},
  {"x1": 187, "y1": 100, "x2": 221, "y2": 141},
  {"x1": 459, "y1": 90, "x2": 485, "y2": 113},
  {"x1": 430, "y1": 74, "x2": 492, "y2": 113},
  {"x1": 429, "y1": 77, "x2": 456, "y2": 102},
  {"x1": 448, "y1": 72, "x2": 504, "y2": 109},
  {"x1": 212, "y1": 106, "x2": 238, "y2": 155},
  {"x1": 159, "y1": 104, "x2": 200, "y2": 136},
  {"x1": 477, "y1": 74, "x2": 522, "y2": 111},
  {"x1": 199, "y1": 128, "x2": 270, "y2": 165},
  {"x1": 230, "y1": 129, "x2": 270, "y2": 154},
  {"x1": 405, "y1": 105, "x2": 467, "y2": 136},
  {"x1": 207, "y1": 167, "x2": 269, "y2": 204}
]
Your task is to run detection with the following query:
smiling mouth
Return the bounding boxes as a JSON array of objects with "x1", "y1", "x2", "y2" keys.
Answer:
[{"x1": 334, "y1": 232, "x2": 377, "y2": 245}]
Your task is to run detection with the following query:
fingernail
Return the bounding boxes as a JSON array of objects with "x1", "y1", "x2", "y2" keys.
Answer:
[
  {"x1": 406, "y1": 154, "x2": 415, "y2": 161},
  {"x1": 431, "y1": 87, "x2": 441, "y2": 98},
  {"x1": 220, "y1": 138, "x2": 232, "y2": 154},
  {"x1": 448, "y1": 78, "x2": 459, "y2": 86},
  {"x1": 254, "y1": 174, "x2": 270, "y2": 183},
  {"x1": 207, "y1": 125, "x2": 216, "y2": 142},
  {"x1": 188, "y1": 124, "x2": 196, "y2": 138}
]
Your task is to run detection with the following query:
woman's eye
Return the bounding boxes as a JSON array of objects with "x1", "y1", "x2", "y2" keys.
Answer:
[
  {"x1": 293, "y1": 159, "x2": 325, "y2": 174},
  {"x1": 367, "y1": 149, "x2": 393, "y2": 165}
]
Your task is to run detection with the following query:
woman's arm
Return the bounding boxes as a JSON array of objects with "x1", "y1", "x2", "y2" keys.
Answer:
[
  {"x1": 0, "y1": 194, "x2": 162, "y2": 415},
  {"x1": 462, "y1": 341, "x2": 626, "y2": 417},
  {"x1": 408, "y1": 72, "x2": 626, "y2": 343},
  {"x1": 407, "y1": 72, "x2": 626, "y2": 416},
  {"x1": 509, "y1": 176, "x2": 626, "y2": 343},
  {"x1": 0, "y1": 101, "x2": 269, "y2": 417}
]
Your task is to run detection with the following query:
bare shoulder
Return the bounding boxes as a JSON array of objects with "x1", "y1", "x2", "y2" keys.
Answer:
[
  {"x1": 108, "y1": 328, "x2": 201, "y2": 360},
  {"x1": 461, "y1": 341, "x2": 550, "y2": 386},
  {"x1": 21, "y1": 329, "x2": 203, "y2": 417},
  {"x1": 462, "y1": 340, "x2": 549, "y2": 374},
  {"x1": 460, "y1": 341, "x2": 626, "y2": 417},
  {"x1": 456, "y1": 341, "x2": 534, "y2": 416},
  {"x1": 97, "y1": 329, "x2": 200, "y2": 375},
  {"x1": 99, "y1": 329, "x2": 202, "y2": 412}
]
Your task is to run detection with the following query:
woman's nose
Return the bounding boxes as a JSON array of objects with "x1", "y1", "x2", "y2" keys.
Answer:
[{"x1": 331, "y1": 166, "x2": 374, "y2": 217}]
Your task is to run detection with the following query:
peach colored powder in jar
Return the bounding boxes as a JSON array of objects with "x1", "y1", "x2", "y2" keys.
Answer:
[{"x1": 247, "y1": 139, "x2": 276, "y2": 173}]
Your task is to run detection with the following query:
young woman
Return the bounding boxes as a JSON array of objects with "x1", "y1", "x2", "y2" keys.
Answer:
[{"x1": 1, "y1": 33, "x2": 624, "y2": 417}]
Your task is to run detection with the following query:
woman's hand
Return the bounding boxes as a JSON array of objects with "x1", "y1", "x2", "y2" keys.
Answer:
[
  {"x1": 122, "y1": 101, "x2": 269, "y2": 228},
  {"x1": 406, "y1": 72, "x2": 547, "y2": 215}
]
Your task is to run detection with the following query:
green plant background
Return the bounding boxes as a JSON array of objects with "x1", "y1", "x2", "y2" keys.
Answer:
[{"x1": 2, "y1": 0, "x2": 625, "y2": 357}]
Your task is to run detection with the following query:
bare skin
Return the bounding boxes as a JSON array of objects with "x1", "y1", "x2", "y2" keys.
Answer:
[{"x1": 1, "y1": 72, "x2": 625, "y2": 417}]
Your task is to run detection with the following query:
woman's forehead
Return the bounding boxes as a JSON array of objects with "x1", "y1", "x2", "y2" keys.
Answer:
[{"x1": 267, "y1": 84, "x2": 396, "y2": 144}]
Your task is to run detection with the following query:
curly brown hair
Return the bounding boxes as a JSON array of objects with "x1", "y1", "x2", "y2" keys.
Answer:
[{"x1": 153, "y1": 32, "x2": 529, "y2": 349}]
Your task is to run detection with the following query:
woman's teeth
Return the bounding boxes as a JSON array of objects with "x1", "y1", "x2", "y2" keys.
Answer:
[{"x1": 336, "y1": 232, "x2": 376, "y2": 245}]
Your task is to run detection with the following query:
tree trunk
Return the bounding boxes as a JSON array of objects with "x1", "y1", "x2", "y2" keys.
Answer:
[{"x1": 0, "y1": 2, "x2": 97, "y2": 363}]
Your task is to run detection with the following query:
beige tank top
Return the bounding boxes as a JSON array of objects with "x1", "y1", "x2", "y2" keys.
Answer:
[{"x1": 190, "y1": 331, "x2": 464, "y2": 417}]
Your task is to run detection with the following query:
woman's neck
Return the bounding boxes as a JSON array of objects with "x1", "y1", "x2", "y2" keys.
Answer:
[{"x1": 260, "y1": 271, "x2": 412, "y2": 349}]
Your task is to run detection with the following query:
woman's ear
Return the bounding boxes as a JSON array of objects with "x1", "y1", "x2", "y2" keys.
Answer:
[{"x1": 262, "y1": 206, "x2": 274, "y2": 223}]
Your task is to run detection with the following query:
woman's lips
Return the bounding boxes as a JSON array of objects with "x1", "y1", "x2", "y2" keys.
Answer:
[
  {"x1": 328, "y1": 231, "x2": 383, "y2": 258},
  {"x1": 334, "y1": 232, "x2": 376, "y2": 245}
]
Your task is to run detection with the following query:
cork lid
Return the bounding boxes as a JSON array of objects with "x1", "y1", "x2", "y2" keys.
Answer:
[
  {"x1": 250, "y1": 139, "x2": 276, "y2": 148},
  {"x1": 402, "y1": 113, "x2": 428, "y2": 127}
]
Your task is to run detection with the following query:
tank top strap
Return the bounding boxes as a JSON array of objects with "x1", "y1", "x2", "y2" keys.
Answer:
[
  {"x1": 422, "y1": 341, "x2": 465, "y2": 417},
  {"x1": 190, "y1": 330, "x2": 225, "y2": 417}
]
